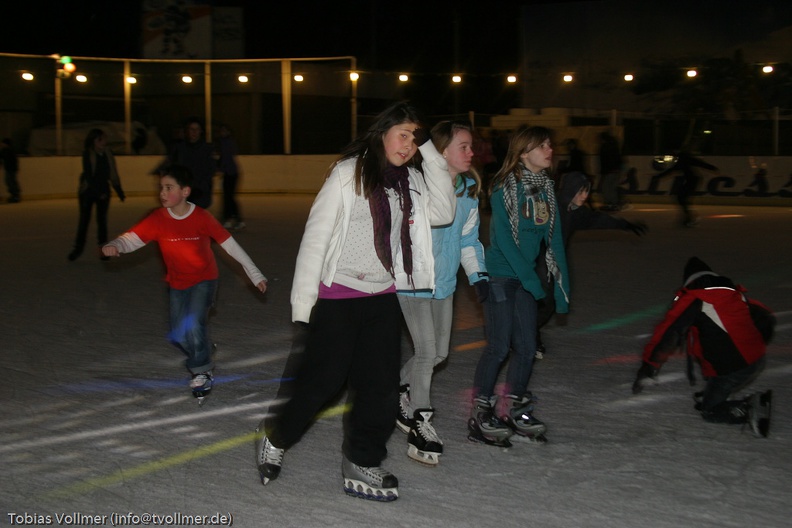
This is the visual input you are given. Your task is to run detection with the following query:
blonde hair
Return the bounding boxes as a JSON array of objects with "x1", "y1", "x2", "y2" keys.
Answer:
[
  {"x1": 430, "y1": 120, "x2": 482, "y2": 198},
  {"x1": 490, "y1": 126, "x2": 552, "y2": 193}
]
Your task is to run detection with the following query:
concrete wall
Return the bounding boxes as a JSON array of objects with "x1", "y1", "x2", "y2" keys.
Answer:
[{"x1": 8, "y1": 154, "x2": 792, "y2": 205}]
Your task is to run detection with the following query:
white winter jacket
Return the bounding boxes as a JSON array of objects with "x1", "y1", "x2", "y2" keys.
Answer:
[{"x1": 290, "y1": 142, "x2": 456, "y2": 323}]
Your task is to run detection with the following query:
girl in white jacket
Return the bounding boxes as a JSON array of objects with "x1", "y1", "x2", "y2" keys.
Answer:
[{"x1": 256, "y1": 102, "x2": 455, "y2": 502}]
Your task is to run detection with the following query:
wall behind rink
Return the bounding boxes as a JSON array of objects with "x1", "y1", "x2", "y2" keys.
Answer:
[{"x1": 9, "y1": 154, "x2": 792, "y2": 205}]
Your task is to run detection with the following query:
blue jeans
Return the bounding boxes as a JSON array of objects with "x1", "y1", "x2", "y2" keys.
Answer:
[
  {"x1": 473, "y1": 277, "x2": 538, "y2": 398},
  {"x1": 168, "y1": 279, "x2": 217, "y2": 374}
]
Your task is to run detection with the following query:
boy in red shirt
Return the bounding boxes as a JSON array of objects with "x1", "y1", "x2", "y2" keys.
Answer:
[{"x1": 103, "y1": 165, "x2": 267, "y2": 401}]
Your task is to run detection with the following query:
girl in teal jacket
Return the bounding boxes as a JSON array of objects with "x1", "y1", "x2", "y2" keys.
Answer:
[{"x1": 469, "y1": 126, "x2": 569, "y2": 446}]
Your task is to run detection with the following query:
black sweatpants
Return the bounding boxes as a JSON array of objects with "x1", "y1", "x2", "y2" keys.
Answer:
[{"x1": 269, "y1": 293, "x2": 401, "y2": 467}]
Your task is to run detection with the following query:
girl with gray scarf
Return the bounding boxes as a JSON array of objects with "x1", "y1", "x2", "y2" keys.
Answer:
[{"x1": 469, "y1": 126, "x2": 569, "y2": 446}]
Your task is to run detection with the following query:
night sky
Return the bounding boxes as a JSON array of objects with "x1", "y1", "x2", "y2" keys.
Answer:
[
  {"x1": 4, "y1": 1, "x2": 792, "y2": 69},
  {"x1": 3, "y1": 0, "x2": 792, "y2": 115}
]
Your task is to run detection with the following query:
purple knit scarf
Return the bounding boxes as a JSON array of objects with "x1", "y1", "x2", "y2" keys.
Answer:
[{"x1": 369, "y1": 164, "x2": 413, "y2": 279}]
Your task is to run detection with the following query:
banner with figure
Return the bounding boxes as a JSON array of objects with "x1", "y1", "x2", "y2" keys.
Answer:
[{"x1": 142, "y1": 0, "x2": 212, "y2": 59}]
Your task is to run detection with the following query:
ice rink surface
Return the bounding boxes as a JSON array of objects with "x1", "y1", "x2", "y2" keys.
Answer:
[{"x1": 2, "y1": 195, "x2": 791, "y2": 527}]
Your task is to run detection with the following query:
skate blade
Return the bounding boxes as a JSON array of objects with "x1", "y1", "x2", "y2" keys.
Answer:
[
  {"x1": 343, "y1": 479, "x2": 399, "y2": 502},
  {"x1": 467, "y1": 433, "x2": 512, "y2": 448},
  {"x1": 395, "y1": 419, "x2": 411, "y2": 435},
  {"x1": 753, "y1": 390, "x2": 772, "y2": 437},
  {"x1": 407, "y1": 445, "x2": 441, "y2": 466},
  {"x1": 192, "y1": 389, "x2": 211, "y2": 405},
  {"x1": 510, "y1": 433, "x2": 548, "y2": 444}
]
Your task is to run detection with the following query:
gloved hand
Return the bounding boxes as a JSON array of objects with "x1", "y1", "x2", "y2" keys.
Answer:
[
  {"x1": 412, "y1": 127, "x2": 431, "y2": 147},
  {"x1": 632, "y1": 361, "x2": 659, "y2": 394},
  {"x1": 625, "y1": 220, "x2": 647, "y2": 236},
  {"x1": 474, "y1": 280, "x2": 489, "y2": 303}
]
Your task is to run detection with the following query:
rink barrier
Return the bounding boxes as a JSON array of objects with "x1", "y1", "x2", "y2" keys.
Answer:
[{"x1": 8, "y1": 154, "x2": 792, "y2": 205}]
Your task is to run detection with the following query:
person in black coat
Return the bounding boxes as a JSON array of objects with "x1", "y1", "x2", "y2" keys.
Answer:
[
  {"x1": 534, "y1": 171, "x2": 646, "y2": 356},
  {"x1": 68, "y1": 129, "x2": 125, "y2": 261},
  {"x1": 160, "y1": 117, "x2": 216, "y2": 210}
]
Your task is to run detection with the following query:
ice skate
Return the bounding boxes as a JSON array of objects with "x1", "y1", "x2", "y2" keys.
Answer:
[
  {"x1": 467, "y1": 396, "x2": 513, "y2": 447},
  {"x1": 407, "y1": 408, "x2": 443, "y2": 466},
  {"x1": 190, "y1": 371, "x2": 213, "y2": 405},
  {"x1": 342, "y1": 456, "x2": 398, "y2": 502},
  {"x1": 255, "y1": 429, "x2": 285, "y2": 485},
  {"x1": 500, "y1": 393, "x2": 548, "y2": 443},
  {"x1": 747, "y1": 390, "x2": 773, "y2": 438},
  {"x1": 396, "y1": 384, "x2": 412, "y2": 434}
]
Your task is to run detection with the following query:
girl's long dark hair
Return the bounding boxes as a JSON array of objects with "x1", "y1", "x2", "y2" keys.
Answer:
[
  {"x1": 331, "y1": 101, "x2": 424, "y2": 197},
  {"x1": 83, "y1": 128, "x2": 105, "y2": 153}
]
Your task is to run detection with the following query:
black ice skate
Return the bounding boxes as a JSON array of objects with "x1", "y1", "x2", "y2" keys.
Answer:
[
  {"x1": 255, "y1": 429, "x2": 285, "y2": 485},
  {"x1": 407, "y1": 408, "x2": 443, "y2": 466},
  {"x1": 468, "y1": 396, "x2": 513, "y2": 447},
  {"x1": 396, "y1": 384, "x2": 412, "y2": 434},
  {"x1": 342, "y1": 456, "x2": 399, "y2": 502},
  {"x1": 501, "y1": 393, "x2": 548, "y2": 443},
  {"x1": 190, "y1": 371, "x2": 213, "y2": 405},
  {"x1": 747, "y1": 390, "x2": 773, "y2": 438}
]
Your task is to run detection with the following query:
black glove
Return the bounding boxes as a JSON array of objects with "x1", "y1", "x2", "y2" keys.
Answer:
[
  {"x1": 632, "y1": 361, "x2": 659, "y2": 394},
  {"x1": 474, "y1": 280, "x2": 489, "y2": 303},
  {"x1": 412, "y1": 127, "x2": 431, "y2": 147},
  {"x1": 624, "y1": 220, "x2": 647, "y2": 236}
]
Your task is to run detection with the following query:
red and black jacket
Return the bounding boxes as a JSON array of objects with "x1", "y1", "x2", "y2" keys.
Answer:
[{"x1": 643, "y1": 272, "x2": 767, "y2": 378}]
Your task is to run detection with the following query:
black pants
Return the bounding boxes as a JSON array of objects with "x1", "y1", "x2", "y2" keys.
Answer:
[
  {"x1": 222, "y1": 172, "x2": 241, "y2": 222},
  {"x1": 268, "y1": 293, "x2": 401, "y2": 467},
  {"x1": 4, "y1": 169, "x2": 20, "y2": 201},
  {"x1": 700, "y1": 357, "x2": 765, "y2": 424},
  {"x1": 73, "y1": 192, "x2": 111, "y2": 252}
]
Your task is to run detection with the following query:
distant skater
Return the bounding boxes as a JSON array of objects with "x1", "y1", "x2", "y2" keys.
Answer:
[
  {"x1": 216, "y1": 124, "x2": 245, "y2": 230},
  {"x1": 1, "y1": 138, "x2": 21, "y2": 203},
  {"x1": 68, "y1": 129, "x2": 125, "y2": 261},
  {"x1": 652, "y1": 150, "x2": 718, "y2": 227}
]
